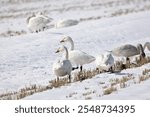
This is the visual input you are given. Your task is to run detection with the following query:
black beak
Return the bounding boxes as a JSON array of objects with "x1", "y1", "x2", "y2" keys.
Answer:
[
  {"x1": 60, "y1": 40, "x2": 64, "y2": 43},
  {"x1": 55, "y1": 50, "x2": 59, "y2": 53}
]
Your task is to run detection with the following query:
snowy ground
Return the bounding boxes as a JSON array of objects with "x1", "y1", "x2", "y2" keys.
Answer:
[{"x1": 0, "y1": 0, "x2": 150, "y2": 99}]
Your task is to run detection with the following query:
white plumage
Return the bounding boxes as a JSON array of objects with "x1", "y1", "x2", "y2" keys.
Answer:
[
  {"x1": 26, "y1": 12, "x2": 53, "y2": 33},
  {"x1": 95, "y1": 52, "x2": 114, "y2": 72},
  {"x1": 55, "y1": 19, "x2": 78, "y2": 28},
  {"x1": 60, "y1": 36, "x2": 95, "y2": 71},
  {"x1": 53, "y1": 46, "x2": 72, "y2": 82},
  {"x1": 144, "y1": 42, "x2": 150, "y2": 51}
]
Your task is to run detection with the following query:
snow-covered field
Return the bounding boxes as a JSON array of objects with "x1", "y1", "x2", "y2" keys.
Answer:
[{"x1": 0, "y1": 0, "x2": 150, "y2": 100}]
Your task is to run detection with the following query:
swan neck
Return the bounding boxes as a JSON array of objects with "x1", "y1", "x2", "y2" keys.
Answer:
[
  {"x1": 64, "y1": 47, "x2": 69, "y2": 60},
  {"x1": 26, "y1": 17, "x2": 30, "y2": 24},
  {"x1": 137, "y1": 44, "x2": 144, "y2": 55},
  {"x1": 69, "y1": 39, "x2": 74, "y2": 50}
]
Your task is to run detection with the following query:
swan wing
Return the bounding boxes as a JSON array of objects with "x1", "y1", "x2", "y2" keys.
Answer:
[
  {"x1": 69, "y1": 50, "x2": 95, "y2": 65},
  {"x1": 112, "y1": 44, "x2": 138, "y2": 57}
]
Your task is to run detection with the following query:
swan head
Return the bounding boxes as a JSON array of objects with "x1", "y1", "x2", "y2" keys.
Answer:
[
  {"x1": 60, "y1": 36, "x2": 72, "y2": 43},
  {"x1": 26, "y1": 14, "x2": 36, "y2": 24},
  {"x1": 144, "y1": 42, "x2": 150, "y2": 51},
  {"x1": 36, "y1": 12, "x2": 43, "y2": 15},
  {"x1": 55, "y1": 46, "x2": 67, "y2": 53}
]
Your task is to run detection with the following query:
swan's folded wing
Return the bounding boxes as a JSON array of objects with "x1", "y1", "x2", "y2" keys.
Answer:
[{"x1": 69, "y1": 50, "x2": 95, "y2": 65}]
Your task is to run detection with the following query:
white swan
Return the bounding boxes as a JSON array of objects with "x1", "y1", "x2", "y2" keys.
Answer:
[
  {"x1": 55, "y1": 19, "x2": 78, "y2": 28},
  {"x1": 26, "y1": 12, "x2": 53, "y2": 33},
  {"x1": 53, "y1": 46, "x2": 72, "y2": 82},
  {"x1": 60, "y1": 36, "x2": 95, "y2": 71},
  {"x1": 110, "y1": 44, "x2": 146, "y2": 63},
  {"x1": 144, "y1": 42, "x2": 150, "y2": 51},
  {"x1": 95, "y1": 52, "x2": 114, "y2": 72}
]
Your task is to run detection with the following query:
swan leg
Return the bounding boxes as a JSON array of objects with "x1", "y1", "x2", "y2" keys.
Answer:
[
  {"x1": 68, "y1": 75, "x2": 71, "y2": 83},
  {"x1": 43, "y1": 27, "x2": 46, "y2": 31},
  {"x1": 126, "y1": 57, "x2": 130, "y2": 68},
  {"x1": 80, "y1": 66, "x2": 83, "y2": 71},
  {"x1": 109, "y1": 66, "x2": 114, "y2": 73},
  {"x1": 57, "y1": 77, "x2": 59, "y2": 82}
]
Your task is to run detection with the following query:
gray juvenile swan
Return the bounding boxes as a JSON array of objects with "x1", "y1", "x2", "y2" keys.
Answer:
[
  {"x1": 144, "y1": 42, "x2": 150, "y2": 51},
  {"x1": 110, "y1": 44, "x2": 146, "y2": 65},
  {"x1": 60, "y1": 36, "x2": 95, "y2": 71},
  {"x1": 53, "y1": 46, "x2": 72, "y2": 82}
]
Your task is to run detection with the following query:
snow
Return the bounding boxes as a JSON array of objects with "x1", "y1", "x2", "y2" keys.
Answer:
[{"x1": 0, "y1": 0, "x2": 150, "y2": 99}]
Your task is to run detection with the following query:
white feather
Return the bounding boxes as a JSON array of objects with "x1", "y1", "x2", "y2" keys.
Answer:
[
  {"x1": 95, "y1": 52, "x2": 114, "y2": 71},
  {"x1": 55, "y1": 19, "x2": 78, "y2": 28},
  {"x1": 53, "y1": 46, "x2": 72, "y2": 80},
  {"x1": 60, "y1": 36, "x2": 95, "y2": 70}
]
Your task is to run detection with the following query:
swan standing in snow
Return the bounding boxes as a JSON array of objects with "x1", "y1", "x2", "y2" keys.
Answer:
[
  {"x1": 60, "y1": 36, "x2": 95, "y2": 71},
  {"x1": 53, "y1": 46, "x2": 72, "y2": 82},
  {"x1": 26, "y1": 12, "x2": 53, "y2": 33},
  {"x1": 110, "y1": 44, "x2": 146, "y2": 66},
  {"x1": 144, "y1": 42, "x2": 150, "y2": 51},
  {"x1": 95, "y1": 52, "x2": 114, "y2": 72},
  {"x1": 55, "y1": 19, "x2": 78, "y2": 28}
]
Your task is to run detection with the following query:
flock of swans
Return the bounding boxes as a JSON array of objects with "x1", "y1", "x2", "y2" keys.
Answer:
[
  {"x1": 53, "y1": 36, "x2": 150, "y2": 82},
  {"x1": 26, "y1": 12, "x2": 150, "y2": 82},
  {"x1": 26, "y1": 12, "x2": 79, "y2": 32}
]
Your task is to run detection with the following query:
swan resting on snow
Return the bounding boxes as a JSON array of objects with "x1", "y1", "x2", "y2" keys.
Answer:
[
  {"x1": 144, "y1": 42, "x2": 150, "y2": 51},
  {"x1": 110, "y1": 44, "x2": 146, "y2": 66},
  {"x1": 95, "y1": 52, "x2": 114, "y2": 72},
  {"x1": 26, "y1": 12, "x2": 53, "y2": 33},
  {"x1": 60, "y1": 36, "x2": 95, "y2": 71},
  {"x1": 55, "y1": 19, "x2": 79, "y2": 28},
  {"x1": 53, "y1": 46, "x2": 72, "y2": 82}
]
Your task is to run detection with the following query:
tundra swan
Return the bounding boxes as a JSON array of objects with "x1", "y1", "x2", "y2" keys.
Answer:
[
  {"x1": 53, "y1": 46, "x2": 72, "y2": 82},
  {"x1": 144, "y1": 42, "x2": 150, "y2": 51},
  {"x1": 60, "y1": 36, "x2": 95, "y2": 71},
  {"x1": 95, "y1": 52, "x2": 114, "y2": 72},
  {"x1": 55, "y1": 19, "x2": 78, "y2": 28},
  {"x1": 110, "y1": 44, "x2": 145, "y2": 66},
  {"x1": 26, "y1": 12, "x2": 53, "y2": 33}
]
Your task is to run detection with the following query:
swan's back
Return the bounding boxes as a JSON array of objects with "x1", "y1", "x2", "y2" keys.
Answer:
[
  {"x1": 55, "y1": 19, "x2": 79, "y2": 28},
  {"x1": 69, "y1": 50, "x2": 95, "y2": 65},
  {"x1": 112, "y1": 44, "x2": 138, "y2": 57}
]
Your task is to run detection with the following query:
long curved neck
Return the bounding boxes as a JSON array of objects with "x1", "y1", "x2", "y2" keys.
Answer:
[
  {"x1": 69, "y1": 38, "x2": 74, "y2": 50},
  {"x1": 26, "y1": 17, "x2": 31, "y2": 24},
  {"x1": 64, "y1": 47, "x2": 69, "y2": 60},
  {"x1": 137, "y1": 44, "x2": 145, "y2": 56},
  {"x1": 26, "y1": 15, "x2": 35, "y2": 24}
]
